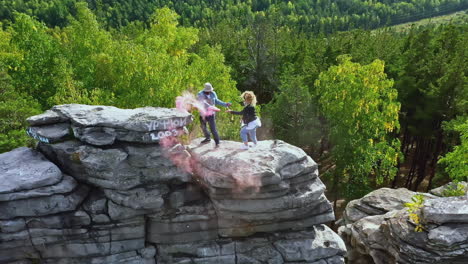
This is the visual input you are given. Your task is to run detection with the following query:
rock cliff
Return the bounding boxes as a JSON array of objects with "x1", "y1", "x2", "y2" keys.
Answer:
[
  {"x1": 338, "y1": 185, "x2": 468, "y2": 264},
  {"x1": 0, "y1": 104, "x2": 346, "y2": 264}
]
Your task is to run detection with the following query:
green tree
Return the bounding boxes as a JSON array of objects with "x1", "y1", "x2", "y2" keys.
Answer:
[
  {"x1": 0, "y1": 72, "x2": 41, "y2": 152},
  {"x1": 264, "y1": 66, "x2": 320, "y2": 151},
  {"x1": 8, "y1": 13, "x2": 71, "y2": 108},
  {"x1": 315, "y1": 56, "x2": 401, "y2": 199},
  {"x1": 438, "y1": 118, "x2": 468, "y2": 182}
]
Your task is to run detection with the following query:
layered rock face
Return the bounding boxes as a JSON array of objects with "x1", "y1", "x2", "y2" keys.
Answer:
[
  {"x1": 1, "y1": 104, "x2": 346, "y2": 264},
  {"x1": 338, "y1": 185, "x2": 468, "y2": 264},
  {"x1": 189, "y1": 139, "x2": 335, "y2": 238}
]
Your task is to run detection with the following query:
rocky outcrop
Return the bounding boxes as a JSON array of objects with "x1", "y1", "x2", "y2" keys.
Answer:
[
  {"x1": 0, "y1": 104, "x2": 346, "y2": 264},
  {"x1": 189, "y1": 139, "x2": 334, "y2": 237},
  {"x1": 0, "y1": 148, "x2": 89, "y2": 220},
  {"x1": 338, "y1": 187, "x2": 468, "y2": 264},
  {"x1": 428, "y1": 181, "x2": 468, "y2": 197},
  {"x1": 155, "y1": 225, "x2": 346, "y2": 264},
  {"x1": 26, "y1": 104, "x2": 192, "y2": 145}
]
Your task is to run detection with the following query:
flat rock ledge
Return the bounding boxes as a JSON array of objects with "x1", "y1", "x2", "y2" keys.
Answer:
[
  {"x1": 189, "y1": 139, "x2": 335, "y2": 237},
  {"x1": 338, "y1": 187, "x2": 468, "y2": 264},
  {"x1": 0, "y1": 105, "x2": 346, "y2": 264},
  {"x1": 26, "y1": 104, "x2": 193, "y2": 145}
]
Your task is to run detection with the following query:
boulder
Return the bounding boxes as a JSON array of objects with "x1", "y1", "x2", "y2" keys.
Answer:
[
  {"x1": 26, "y1": 104, "x2": 193, "y2": 145},
  {"x1": 0, "y1": 147, "x2": 62, "y2": 194},
  {"x1": 429, "y1": 181, "x2": 468, "y2": 197},
  {"x1": 4, "y1": 105, "x2": 346, "y2": 264},
  {"x1": 189, "y1": 139, "x2": 334, "y2": 237},
  {"x1": 26, "y1": 109, "x2": 68, "y2": 126},
  {"x1": 37, "y1": 140, "x2": 191, "y2": 190},
  {"x1": 0, "y1": 175, "x2": 77, "y2": 201},
  {"x1": 339, "y1": 187, "x2": 468, "y2": 264},
  {"x1": 26, "y1": 123, "x2": 71, "y2": 143},
  {"x1": 422, "y1": 196, "x2": 468, "y2": 224},
  {"x1": 0, "y1": 148, "x2": 89, "y2": 220},
  {"x1": 50, "y1": 104, "x2": 192, "y2": 131},
  {"x1": 0, "y1": 184, "x2": 89, "y2": 219},
  {"x1": 340, "y1": 187, "x2": 436, "y2": 226}
]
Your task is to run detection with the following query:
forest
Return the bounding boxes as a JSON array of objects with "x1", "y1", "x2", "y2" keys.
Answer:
[{"x1": 0, "y1": 0, "x2": 467, "y2": 202}]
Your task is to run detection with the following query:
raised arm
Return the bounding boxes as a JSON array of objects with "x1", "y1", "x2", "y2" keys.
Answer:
[
  {"x1": 229, "y1": 108, "x2": 244, "y2": 115},
  {"x1": 213, "y1": 91, "x2": 229, "y2": 107}
]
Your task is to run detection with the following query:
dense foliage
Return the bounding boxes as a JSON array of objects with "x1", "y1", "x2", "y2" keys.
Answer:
[
  {"x1": 438, "y1": 118, "x2": 468, "y2": 182},
  {"x1": 0, "y1": 1, "x2": 466, "y2": 199},
  {"x1": 315, "y1": 57, "x2": 401, "y2": 198},
  {"x1": 1, "y1": 0, "x2": 466, "y2": 31},
  {"x1": 0, "y1": 3, "x2": 240, "y2": 149}
]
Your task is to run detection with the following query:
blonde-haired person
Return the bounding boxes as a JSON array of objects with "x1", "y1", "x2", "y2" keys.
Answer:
[{"x1": 227, "y1": 91, "x2": 261, "y2": 150}]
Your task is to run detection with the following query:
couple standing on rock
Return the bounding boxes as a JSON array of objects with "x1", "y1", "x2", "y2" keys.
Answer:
[{"x1": 197, "y1": 83, "x2": 261, "y2": 149}]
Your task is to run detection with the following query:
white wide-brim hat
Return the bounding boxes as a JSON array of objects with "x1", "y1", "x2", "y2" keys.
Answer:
[{"x1": 204, "y1": 83, "x2": 214, "y2": 92}]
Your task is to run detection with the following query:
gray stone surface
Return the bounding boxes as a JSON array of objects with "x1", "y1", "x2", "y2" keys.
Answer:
[
  {"x1": 72, "y1": 126, "x2": 189, "y2": 145},
  {"x1": 26, "y1": 109, "x2": 68, "y2": 126},
  {"x1": 0, "y1": 219, "x2": 26, "y2": 233},
  {"x1": 273, "y1": 226, "x2": 347, "y2": 263},
  {"x1": 189, "y1": 139, "x2": 316, "y2": 189},
  {"x1": 30, "y1": 218, "x2": 146, "y2": 259},
  {"x1": 2, "y1": 105, "x2": 346, "y2": 264},
  {"x1": 339, "y1": 187, "x2": 468, "y2": 264},
  {"x1": 340, "y1": 187, "x2": 436, "y2": 226},
  {"x1": 107, "y1": 200, "x2": 149, "y2": 221},
  {"x1": 168, "y1": 184, "x2": 205, "y2": 208},
  {"x1": 38, "y1": 141, "x2": 191, "y2": 190},
  {"x1": 42, "y1": 249, "x2": 156, "y2": 264},
  {"x1": 124, "y1": 145, "x2": 168, "y2": 168},
  {"x1": 26, "y1": 123, "x2": 71, "y2": 143},
  {"x1": 26, "y1": 210, "x2": 91, "y2": 229},
  {"x1": 71, "y1": 125, "x2": 117, "y2": 145},
  {"x1": 189, "y1": 139, "x2": 334, "y2": 237},
  {"x1": 0, "y1": 175, "x2": 77, "y2": 201},
  {"x1": 104, "y1": 185, "x2": 168, "y2": 210},
  {"x1": 429, "y1": 181, "x2": 468, "y2": 197},
  {"x1": 0, "y1": 184, "x2": 89, "y2": 219},
  {"x1": 147, "y1": 201, "x2": 218, "y2": 244},
  {"x1": 82, "y1": 190, "x2": 107, "y2": 216},
  {"x1": 156, "y1": 227, "x2": 346, "y2": 264},
  {"x1": 422, "y1": 196, "x2": 468, "y2": 224},
  {"x1": 0, "y1": 147, "x2": 63, "y2": 194},
  {"x1": 1, "y1": 209, "x2": 146, "y2": 263},
  {"x1": 27, "y1": 104, "x2": 193, "y2": 145},
  {"x1": 51, "y1": 104, "x2": 192, "y2": 131},
  {"x1": 113, "y1": 126, "x2": 189, "y2": 144}
]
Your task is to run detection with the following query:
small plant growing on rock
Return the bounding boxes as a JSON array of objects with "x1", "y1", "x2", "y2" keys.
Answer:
[
  {"x1": 442, "y1": 183, "x2": 466, "y2": 197},
  {"x1": 404, "y1": 194, "x2": 425, "y2": 232}
]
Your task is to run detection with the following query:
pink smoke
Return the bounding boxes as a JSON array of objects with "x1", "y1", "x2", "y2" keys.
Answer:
[
  {"x1": 232, "y1": 173, "x2": 262, "y2": 193},
  {"x1": 158, "y1": 91, "x2": 261, "y2": 193},
  {"x1": 176, "y1": 91, "x2": 220, "y2": 117}
]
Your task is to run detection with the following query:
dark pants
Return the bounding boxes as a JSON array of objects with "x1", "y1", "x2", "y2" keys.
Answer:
[{"x1": 200, "y1": 115, "x2": 220, "y2": 144}]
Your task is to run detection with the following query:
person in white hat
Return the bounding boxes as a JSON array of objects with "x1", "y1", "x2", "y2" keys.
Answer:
[{"x1": 197, "y1": 83, "x2": 231, "y2": 146}]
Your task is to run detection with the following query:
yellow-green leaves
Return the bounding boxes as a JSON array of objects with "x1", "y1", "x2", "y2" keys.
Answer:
[
  {"x1": 0, "y1": 4, "x2": 241, "y2": 153},
  {"x1": 0, "y1": 74, "x2": 41, "y2": 152},
  {"x1": 315, "y1": 56, "x2": 401, "y2": 198},
  {"x1": 439, "y1": 118, "x2": 468, "y2": 182},
  {"x1": 404, "y1": 194, "x2": 425, "y2": 232},
  {"x1": 11, "y1": 3, "x2": 238, "y2": 111}
]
